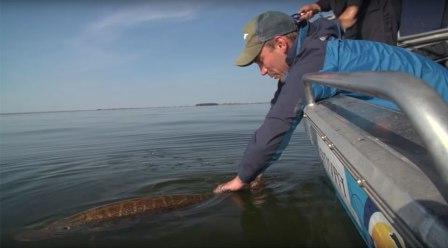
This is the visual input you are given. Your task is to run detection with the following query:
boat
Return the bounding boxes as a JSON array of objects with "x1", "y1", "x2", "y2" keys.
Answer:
[
  {"x1": 300, "y1": 2, "x2": 448, "y2": 244},
  {"x1": 302, "y1": 70, "x2": 447, "y2": 247}
]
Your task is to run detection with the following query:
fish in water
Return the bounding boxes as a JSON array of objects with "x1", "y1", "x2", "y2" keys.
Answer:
[{"x1": 16, "y1": 193, "x2": 214, "y2": 241}]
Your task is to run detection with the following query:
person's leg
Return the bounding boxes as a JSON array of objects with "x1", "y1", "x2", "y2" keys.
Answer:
[{"x1": 359, "y1": 0, "x2": 400, "y2": 45}]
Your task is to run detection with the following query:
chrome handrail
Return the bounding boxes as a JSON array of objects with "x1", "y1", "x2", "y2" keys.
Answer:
[
  {"x1": 303, "y1": 72, "x2": 448, "y2": 189},
  {"x1": 398, "y1": 28, "x2": 448, "y2": 48}
]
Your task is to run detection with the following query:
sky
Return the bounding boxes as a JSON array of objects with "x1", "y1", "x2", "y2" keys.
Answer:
[{"x1": 1, "y1": 0, "x2": 311, "y2": 113}]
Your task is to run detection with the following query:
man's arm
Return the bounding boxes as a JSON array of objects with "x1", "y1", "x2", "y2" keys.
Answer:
[
  {"x1": 214, "y1": 18, "x2": 338, "y2": 194},
  {"x1": 298, "y1": 0, "x2": 362, "y2": 31},
  {"x1": 214, "y1": 111, "x2": 303, "y2": 193},
  {"x1": 338, "y1": 5, "x2": 359, "y2": 31},
  {"x1": 214, "y1": 67, "x2": 308, "y2": 193}
]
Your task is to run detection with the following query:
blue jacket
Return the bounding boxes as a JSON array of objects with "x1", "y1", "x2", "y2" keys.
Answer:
[{"x1": 237, "y1": 18, "x2": 448, "y2": 183}]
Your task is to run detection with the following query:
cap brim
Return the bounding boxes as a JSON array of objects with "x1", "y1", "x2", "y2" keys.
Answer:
[{"x1": 235, "y1": 43, "x2": 263, "y2": 67}]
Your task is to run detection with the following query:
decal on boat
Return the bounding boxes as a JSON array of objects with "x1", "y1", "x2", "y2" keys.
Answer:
[{"x1": 317, "y1": 138, "x2": 405, "y2": 248}]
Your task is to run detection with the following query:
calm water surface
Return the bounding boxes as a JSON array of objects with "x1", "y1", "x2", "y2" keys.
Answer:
[{"x1": 0, "y1": 104, "x2": 364, "y2": 247}]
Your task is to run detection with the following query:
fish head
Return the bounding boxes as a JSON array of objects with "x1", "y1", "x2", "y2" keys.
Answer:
[{"x1": 15, "y1": 221, "x2": 78, "y2": 242}]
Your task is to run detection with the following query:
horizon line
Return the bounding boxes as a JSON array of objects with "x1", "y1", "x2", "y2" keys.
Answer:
[{"x1": 0, "y1": 102, "x2": 269, "y2": 115}]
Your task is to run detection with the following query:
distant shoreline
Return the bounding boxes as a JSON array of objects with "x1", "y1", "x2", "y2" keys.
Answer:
[
  {"x1": 0, "y1": 102, "x2": 269, "y2": 115},
  {"x1": 195, "y1": 103, "x2": 219, "y2": 106}
]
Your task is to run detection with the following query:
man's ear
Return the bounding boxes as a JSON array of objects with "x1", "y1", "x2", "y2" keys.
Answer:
[{"x1": 274, "y1": 36, "x2": 289, "y2": 53}]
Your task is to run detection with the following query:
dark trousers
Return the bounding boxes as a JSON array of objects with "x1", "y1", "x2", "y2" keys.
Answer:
[{"x1": 344, "y1": 0, "x2": 402, "y2": 45}]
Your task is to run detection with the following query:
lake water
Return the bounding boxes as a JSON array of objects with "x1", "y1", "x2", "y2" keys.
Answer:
[{"x1": 0, "y1": 104, "x2": 364, "y2": 247}]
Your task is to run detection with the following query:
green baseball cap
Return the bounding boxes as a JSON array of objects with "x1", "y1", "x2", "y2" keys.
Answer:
[{"x1": 235, "y1": 11, "x2": 297, "y2": 67}]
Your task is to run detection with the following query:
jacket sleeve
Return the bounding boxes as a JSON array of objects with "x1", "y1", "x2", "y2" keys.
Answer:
[
  {"x1": 237, "y1": 62, "x2": 316, "y2": 183},
  {"x1": 316, "y1": 0, "x2": 332, "y2": 12},
  {"x1": 347, "y1": 0, "x2": 363, "y2": 7},
  {"x1": 316, "y1": 0, "x2": 363, "y2": 12},
  {"x1": 237, "y1": 85, "x2": 304, "y2": 182}
]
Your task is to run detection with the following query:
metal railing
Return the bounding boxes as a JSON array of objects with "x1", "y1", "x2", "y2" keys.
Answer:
[
  {"x1": 303, "y1": 72, "x2": 448, "y2": 189},
  {"x1": 398, "y1": 28, "x2": 448, "y2": 65},
  {"x1": 398, "y1": 28, "x2": 448, "y2": 48}
]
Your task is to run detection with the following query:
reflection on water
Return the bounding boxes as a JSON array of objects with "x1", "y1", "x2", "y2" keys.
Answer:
[{"x1": 0, "y1": 104, "x2": 364, "y2": 247}]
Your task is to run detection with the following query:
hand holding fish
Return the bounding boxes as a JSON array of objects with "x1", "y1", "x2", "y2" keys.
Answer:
[{"x1": 213, "y1": 176, "x2": 246, "y2": 193}]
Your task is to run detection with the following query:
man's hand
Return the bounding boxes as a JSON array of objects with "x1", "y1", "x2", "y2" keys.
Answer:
[
  {"x1": 213, "y1": 176, "x2": 246, "y2": 193},
  {"x1": 298, "y1": 3, "x2": 321, "y2": 21}
]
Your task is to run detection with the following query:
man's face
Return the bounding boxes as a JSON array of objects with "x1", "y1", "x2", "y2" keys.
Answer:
[{"x1": 254, "y1": 37, "x2": 289, "y2": 81}]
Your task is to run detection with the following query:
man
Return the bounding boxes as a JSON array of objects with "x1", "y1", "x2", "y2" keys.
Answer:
[
  {"x1": 298, "y1": 0, "x2": 402, "y2": 45},
  {"x1": 213, "y1": 11, "x2": 448, "y2": 193}
]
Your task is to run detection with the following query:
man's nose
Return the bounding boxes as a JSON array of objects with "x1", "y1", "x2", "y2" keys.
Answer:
[{"x1": 258, "y1": 64, "x2": 268, "y2": 76}]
